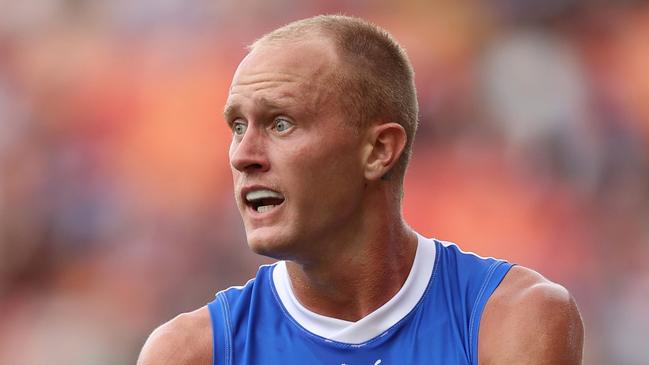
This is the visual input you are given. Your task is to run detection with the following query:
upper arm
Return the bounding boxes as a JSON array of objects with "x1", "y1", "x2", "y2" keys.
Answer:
[
  {"x1": 478, "y1": 266, "x2": 584, "y2": 365},
  {"x1": 137, "y1": 306, "x2": 213, "y2": 365}
]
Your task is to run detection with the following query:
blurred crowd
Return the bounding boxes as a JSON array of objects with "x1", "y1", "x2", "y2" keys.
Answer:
[{"x1": 0, "y1": 1, "x2": 647, "y2": 364}]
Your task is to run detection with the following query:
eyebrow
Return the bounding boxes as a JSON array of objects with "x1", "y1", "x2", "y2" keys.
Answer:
[
  {"x1": 223, "y1": 96, "x2": 296, "y2": 124},
  {"x1": 223, "y1": 103, "x2": 239, "y2": 125}
]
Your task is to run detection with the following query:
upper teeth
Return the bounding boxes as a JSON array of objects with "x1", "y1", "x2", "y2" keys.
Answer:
[{"x1": 246, "y1": 189, "x2": 283, "y2": 202}]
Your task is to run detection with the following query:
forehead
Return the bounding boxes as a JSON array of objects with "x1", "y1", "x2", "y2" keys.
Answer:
[
  {"x1": 225, "y1": 37, "x2": 340, "y2": 116},
  {"x1": 237, "y1": 36, "x2": 338, "y2": 83}
]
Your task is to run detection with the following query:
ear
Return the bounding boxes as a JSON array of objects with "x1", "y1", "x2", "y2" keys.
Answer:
[{"x1": 363, "y1": 122, "x2": 407, "y2": 181}]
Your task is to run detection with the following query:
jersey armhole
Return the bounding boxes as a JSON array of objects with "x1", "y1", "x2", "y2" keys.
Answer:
[
  {"x1": 469, "y1": 261, "x2": 514, "y2": 365},
  {"x1": 208, "y1": 292, "x2": 233, "y2": 365}
]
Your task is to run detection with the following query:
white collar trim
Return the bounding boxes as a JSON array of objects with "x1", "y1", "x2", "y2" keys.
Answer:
[{"x1": 272, "y1": 233, "x2": 436, "y2": 344}]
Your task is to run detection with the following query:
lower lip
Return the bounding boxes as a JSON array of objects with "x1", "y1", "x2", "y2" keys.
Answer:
[{"x1": 246, "y1": 201, "x2": 285, "y2": 219}]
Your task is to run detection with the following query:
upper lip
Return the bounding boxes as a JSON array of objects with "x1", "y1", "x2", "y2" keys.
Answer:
[{"x1": 240, "y1": 185, "x2": 285, "y2": 207}]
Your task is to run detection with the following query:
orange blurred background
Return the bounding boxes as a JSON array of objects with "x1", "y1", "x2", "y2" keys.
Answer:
[{"x1": 1, "y1": 1, "x2": 648, "y2": 364}]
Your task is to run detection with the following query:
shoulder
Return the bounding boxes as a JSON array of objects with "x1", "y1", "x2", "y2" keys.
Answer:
[
  {"x1": 137, "y1": 306, "x2": 212, "y2": 365},
  {"x1": 478, "y1": 266, "x2": 584, "y2": 365}
]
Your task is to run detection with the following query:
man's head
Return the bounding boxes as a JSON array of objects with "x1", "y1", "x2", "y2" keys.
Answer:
[
  {"x1": 250, "y1": 15, "x2": 419, "y2": 184},
  {"x1": 224, "y1": 15, "x2": 418, "y2": 259}
]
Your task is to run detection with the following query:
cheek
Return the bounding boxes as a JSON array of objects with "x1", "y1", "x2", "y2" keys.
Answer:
[
  {"x1": 292, "y1": 141, "x2": 355, "y2": 176},
  {"x1": 288, "y1": 142, "x2": 364, "y2": 203}
]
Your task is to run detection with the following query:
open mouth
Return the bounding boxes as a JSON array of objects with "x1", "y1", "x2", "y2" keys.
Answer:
[{"x1": 245, "y1": 189, "x2": 285, "y2": 214}]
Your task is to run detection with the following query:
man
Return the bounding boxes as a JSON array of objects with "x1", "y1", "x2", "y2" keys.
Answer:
[{"x1": 138, "y1": 15, "x2": 584, "y2": 364}]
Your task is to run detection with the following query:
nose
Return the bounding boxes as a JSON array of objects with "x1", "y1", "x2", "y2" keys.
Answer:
[{"x1": 229, "y1": 126, "x2": 270, "y2": 173}]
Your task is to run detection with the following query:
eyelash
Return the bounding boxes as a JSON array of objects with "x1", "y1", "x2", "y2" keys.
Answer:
[
  {"x1": 230, "y1": 117, "x2": 293, "y2": 136},
  {"x1": 230, "y1": 118, "x2": 246, "y2": 135},
  {"x1": 272, "y1": 117, "x2": 293, "y2": 132}
]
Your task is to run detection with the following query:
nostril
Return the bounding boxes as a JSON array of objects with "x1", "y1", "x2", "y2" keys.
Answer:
[
  {"x1": 231, "y1": 159, "x2": 267, "y2": 173},
  {"x1": 230, "y1": 149, "x2": 267, "y2": 171},
  {"x1": 245, "y1": 163, "x2": 264, "y2": 171}
]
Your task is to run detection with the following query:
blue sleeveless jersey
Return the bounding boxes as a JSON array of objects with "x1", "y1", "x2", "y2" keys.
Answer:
[{"x1": 208, "y1": 239, "x2": 513, "y2": 365}]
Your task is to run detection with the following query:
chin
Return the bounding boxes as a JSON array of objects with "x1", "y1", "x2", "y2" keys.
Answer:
[{"x1": 245, "y1": 228, "x2": 295, "y2": 260}]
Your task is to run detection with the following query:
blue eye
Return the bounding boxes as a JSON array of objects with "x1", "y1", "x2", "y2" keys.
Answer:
[
  {"x1": 274, "y1": 118, "x2": 293, "y2": 132},
  {"x1": 232, "y1": 121, "x2": 247, "y2": 135}
]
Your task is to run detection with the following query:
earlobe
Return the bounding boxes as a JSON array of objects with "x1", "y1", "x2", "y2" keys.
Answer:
[{"x1": 363, "y1": 123, "x2": 407, "y2": 181}]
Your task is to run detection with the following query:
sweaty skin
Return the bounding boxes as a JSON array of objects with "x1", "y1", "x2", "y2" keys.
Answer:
[{"x1": 137, "y1": 35, "x2": 584, "y2": 365}]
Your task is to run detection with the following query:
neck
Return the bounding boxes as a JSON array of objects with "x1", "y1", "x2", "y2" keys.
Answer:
[{"x1": 285, "y1": 197, "x2": 417, "y2": 322}]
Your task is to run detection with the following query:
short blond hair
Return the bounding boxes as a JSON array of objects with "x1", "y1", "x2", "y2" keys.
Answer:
[{"x1": 250, "y1": 15, "x2": 419, "y2": 189}]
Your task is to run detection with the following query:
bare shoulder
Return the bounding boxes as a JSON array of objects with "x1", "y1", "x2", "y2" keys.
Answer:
[
  {"x1": 137, "y1": 306, "x2": 212, "y2": 365},
  {"x1": 478, "y1": 266, "x2": 584, "y2": 365}
]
